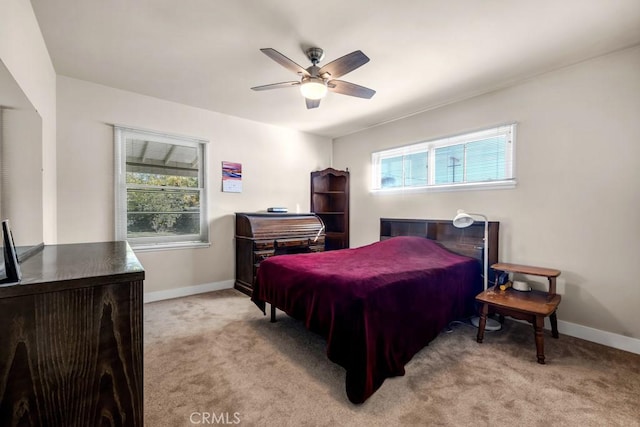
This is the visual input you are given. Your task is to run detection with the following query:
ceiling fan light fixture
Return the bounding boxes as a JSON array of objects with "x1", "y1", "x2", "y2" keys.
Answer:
[
  {"x1": 300, "y1": 77, "x2": 327, "y2": 100},
  {"x1": 252, "y1": 48, "x2": 375, "y2": 109}
]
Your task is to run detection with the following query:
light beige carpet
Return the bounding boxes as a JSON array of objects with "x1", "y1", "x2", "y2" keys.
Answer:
[{"x1": 144, "y1": 289, "x2": 640, "y2": 426}]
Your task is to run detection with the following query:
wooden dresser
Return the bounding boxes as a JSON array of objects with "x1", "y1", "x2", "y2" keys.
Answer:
[
  {"x1": 235, "y1": 213, "x2": 325, "y2": 295},
  {"x1": 0, "y1": 241, "x2": 145, "y2": 426}
]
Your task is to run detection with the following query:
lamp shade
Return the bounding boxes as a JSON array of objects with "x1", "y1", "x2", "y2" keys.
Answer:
[
  {"x1": 453, "y1": 209, "x2": 475, "y2": 228},
  {"x1": 300, "y1": 77, "x2": 327, "y2": 100}
]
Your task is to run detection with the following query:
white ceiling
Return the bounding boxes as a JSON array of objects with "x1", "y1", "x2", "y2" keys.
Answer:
[{"x1": 30, "y1": 0, "x2": 640, "y2": 138}]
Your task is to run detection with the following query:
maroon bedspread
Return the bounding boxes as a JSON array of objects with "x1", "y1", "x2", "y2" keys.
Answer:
[{"x1": 252, "y1": 236, "x2": 481, "y2": 403}]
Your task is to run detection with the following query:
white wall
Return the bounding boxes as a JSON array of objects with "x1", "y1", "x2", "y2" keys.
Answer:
[
  {"x1": 0, "y1": 0, "x2": 57, "y2": 243},
  {"x1": 333, "y1": 46, "x2": 640, "y2": 340},
  {"x1": 1, "y1": 108, "x2": 43, "y2": 245},
  {"x1": 56, "y1": 76, "x2": 332, "y2": 293}
]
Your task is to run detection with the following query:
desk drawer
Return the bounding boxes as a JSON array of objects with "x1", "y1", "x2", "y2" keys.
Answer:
[
  {"x1": 275, "y1": 238, "x2": 310, "y2": 248},
  {"x1": 254, "y1": 240, "x2": 275, "y2": 251}
]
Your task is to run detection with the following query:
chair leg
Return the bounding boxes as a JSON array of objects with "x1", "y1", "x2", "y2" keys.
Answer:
[
  {"x1": 550, "y1": 311, "x2": 559, "y2": 339},
  {"x1": 534, "y1": 316, "x2": 545, "y2": 364},
  {"x1": 477, "y1": 303, "x2": 489, "y2": 343}
]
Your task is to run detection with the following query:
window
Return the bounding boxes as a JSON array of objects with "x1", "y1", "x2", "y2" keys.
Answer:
[
  {"x1": 115, "y1": 126, "x2": 209, "y2": 249},
  {"x1": 372, "y1": 123, "x2": 516, "y2": 192}
]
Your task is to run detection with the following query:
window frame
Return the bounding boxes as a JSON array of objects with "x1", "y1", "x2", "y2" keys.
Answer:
[
  {"x1": 114, "y1": 126, "x2": 209, "y2": 251},
  {"x1": 371, "y1": 123, "x2": 517, "y2": 193}
]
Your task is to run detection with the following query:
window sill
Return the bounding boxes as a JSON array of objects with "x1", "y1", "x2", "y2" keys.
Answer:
[
  {"x1": 371, "y1": 179, "x2": 516, "y2": 195},
  {"x1": 130, "y1": 241, "x2": 211, "y2": 253}
]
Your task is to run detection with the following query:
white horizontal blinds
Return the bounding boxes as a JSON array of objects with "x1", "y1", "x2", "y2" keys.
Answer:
[
  {"x1": 434, "y1": 144, "x2": 464, "y2": 184},
  {"x1": 434, "y1": 124, "x2": 515, "y2": 185},
  {"x1": 371, "y1": 123, "x2": 516, "y2": 191},
  {"x1": 374, "y1": 142, "x2": 429, "y2": 189}
]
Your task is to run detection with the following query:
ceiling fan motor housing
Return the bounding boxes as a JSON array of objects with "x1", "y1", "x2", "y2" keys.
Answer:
[{"x1": 305, "y1": 47, "x2": 325, "y2": 65}]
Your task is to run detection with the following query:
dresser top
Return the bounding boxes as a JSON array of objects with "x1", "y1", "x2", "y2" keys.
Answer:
[{"x1": 0, "y1": 241, "x2": 145, "y2": 298}]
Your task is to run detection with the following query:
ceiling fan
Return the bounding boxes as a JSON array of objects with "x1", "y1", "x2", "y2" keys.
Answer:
[{"x1": 251, "y1": 47, "x2": 376, "y2": 109}]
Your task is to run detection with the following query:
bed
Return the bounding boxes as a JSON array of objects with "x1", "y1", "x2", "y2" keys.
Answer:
[{"x1": 251, "y1": 218, "x2": 499, "y2": 403}]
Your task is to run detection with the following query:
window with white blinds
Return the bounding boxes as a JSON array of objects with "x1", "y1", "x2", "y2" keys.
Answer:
[
  {"x1": 371, "y1": 124, "x2": 516, "y2": 192},
  {"x1": 114, "y1": 126, "x2": 209, "y2": 250}
]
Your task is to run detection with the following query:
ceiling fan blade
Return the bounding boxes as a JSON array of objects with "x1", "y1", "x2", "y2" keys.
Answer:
[
  {"x1": 260, "y1": 48, "x2": 310, "y2": 77},
  {"x1": 305, "y1": 98, "x2": 321, "y2": 109},
  {"x1": 251, "y1": 81, "x2": 300, "y2": 91},
  {"x1": 318, "y1": 50, "x2": 370, "y2": 79},
  {"x1": 328, "y1": 80, "x2": 376, "y2": 99}
]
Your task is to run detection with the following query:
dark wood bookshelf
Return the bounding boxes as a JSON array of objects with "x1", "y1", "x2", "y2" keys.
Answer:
[{"x1": 311, "y1": 168, "x2": 349, "y2": 250}]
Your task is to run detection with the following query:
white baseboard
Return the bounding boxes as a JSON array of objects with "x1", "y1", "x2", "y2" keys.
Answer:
[
  {"x1": 143, "y1": 280, "x2": 234, "y2": 304},
  {"x1": 517, "y1": 316, "x2": 640, "y2": 355},
  {"x1": 143, "y1": 282, "x2": 640, "y2": 356},
  {"x1": 553, "y1": 319, "x2": 640, "y2": 355}
]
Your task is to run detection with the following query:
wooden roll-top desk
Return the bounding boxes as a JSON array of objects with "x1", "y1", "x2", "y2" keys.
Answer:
[{"x1": 235, "y1": 212, "x2": 325, "y2": 295}]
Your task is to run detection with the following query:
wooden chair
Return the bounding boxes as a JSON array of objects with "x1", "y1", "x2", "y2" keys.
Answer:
[{"x1": 475, "y1": 263, "x2": 561, "y2": 364}]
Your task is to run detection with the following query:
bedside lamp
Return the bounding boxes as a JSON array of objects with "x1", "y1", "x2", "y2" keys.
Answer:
[{"x1": 453, "y1": 209, "x2": 501, "y2": 331}]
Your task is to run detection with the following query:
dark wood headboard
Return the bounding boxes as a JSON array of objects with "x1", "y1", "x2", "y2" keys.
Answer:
[{"x1": 380, "y1": 218, "x2": 499, "y2": 279}]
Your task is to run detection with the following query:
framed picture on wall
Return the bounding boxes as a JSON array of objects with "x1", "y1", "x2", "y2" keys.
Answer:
[{"x1": 222, "y1": 161, "x2": 242, "y2": 193}]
